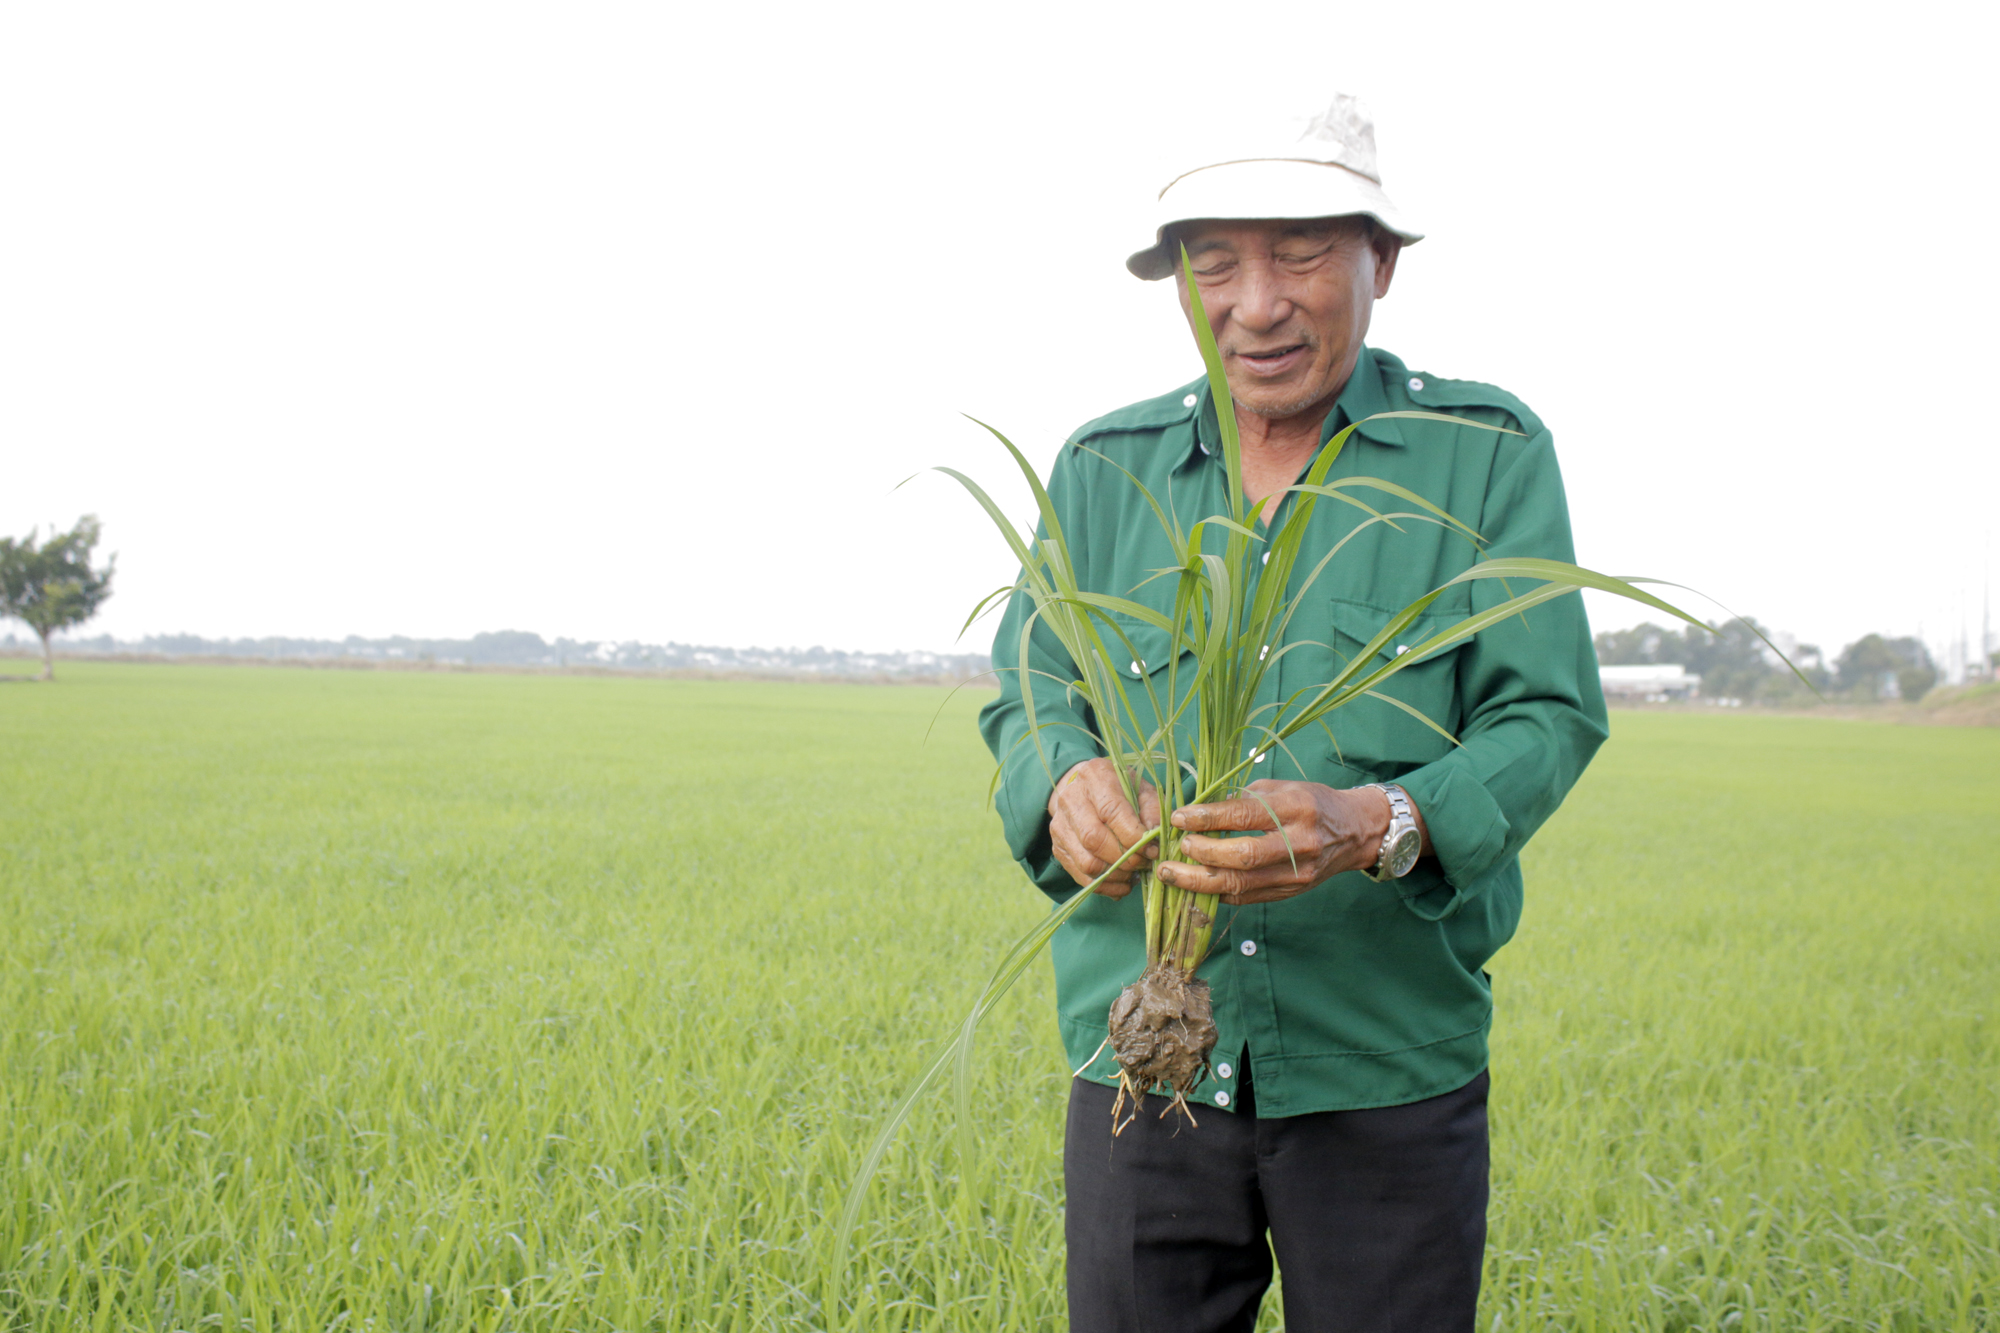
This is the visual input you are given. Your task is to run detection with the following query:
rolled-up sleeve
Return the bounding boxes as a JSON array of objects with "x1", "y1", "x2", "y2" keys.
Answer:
[{"x1": 1393, "y1": 429, "x2": 1610, "y2": 920}]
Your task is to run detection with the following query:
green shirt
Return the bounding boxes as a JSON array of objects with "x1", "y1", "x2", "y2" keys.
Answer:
[{"x1": 978, "y1": 345, "x2": 1608, "y2": 1116}]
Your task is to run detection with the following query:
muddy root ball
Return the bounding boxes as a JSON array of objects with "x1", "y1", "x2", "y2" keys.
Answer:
[{"x1": 1107, "y1": 963, "x2": 1217, "y2": 1096}]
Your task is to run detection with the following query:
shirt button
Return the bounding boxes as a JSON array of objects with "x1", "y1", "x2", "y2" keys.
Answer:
[
  {"x1": 1129, "y1": 660, "x2": 1143, "y2": 676},
  {"x1": 1216, "y1": 1062, "x2": 1233, "y2": 1079},
  {"x1": 1408, "y1": 376, "x2": 1425, "y2": 392},
  {"x1": 1213, "y1": 1090, "x2": 1231, "y2": 1107},
  {"x1": 1183, "y1": 393, "x2": 1199, "y2": 408},
  {"x1": 1261, "y1": 552, "x2": 1270, "y2": 564},
  {"x1": 1395, "y1": 644, "x2": 1410, "y2": 656},
  {"x1": 1240, "y1": 940, "x2": 1257, "y2": 957},
  {"x1": 1252, "y1": 751, "x2": 1267, "y2": 764}
]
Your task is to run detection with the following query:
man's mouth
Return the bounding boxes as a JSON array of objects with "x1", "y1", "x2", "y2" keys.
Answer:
[{"x1": 1234, "y1": 344, "x2": 1308, "y2": 375}]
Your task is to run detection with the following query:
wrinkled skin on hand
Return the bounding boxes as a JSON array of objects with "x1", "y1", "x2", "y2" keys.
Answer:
[
  {"x1": 1046, "y1": 758, "x2": 1161, "y2": 899},
  {"x1": 1157, "y1": 779, "x2": 1428, "y2": 905}
]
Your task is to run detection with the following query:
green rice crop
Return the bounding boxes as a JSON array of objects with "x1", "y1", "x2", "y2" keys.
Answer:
[{"x1": 1, "y1": 663, "x2": 1994, "y2": 1330}]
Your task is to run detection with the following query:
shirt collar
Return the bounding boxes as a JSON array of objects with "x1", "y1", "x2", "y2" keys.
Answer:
[
  {"x1": 1181, "y1": 345, "x2": 1403, "y2": 471},
  {"x1": 1335, "y1": 346, "x2": 1406, "y2": 448}
]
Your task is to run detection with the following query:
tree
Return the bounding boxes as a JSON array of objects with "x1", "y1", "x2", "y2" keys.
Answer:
[
  {"x1": 1885, "y1": 636, "x2": 1937, "y2": 702},
  {"x1": 1834, "y1": 633, "x2": 1935, "y2": 702},
  {"x1": 1680, "y1": 617, "x2": 1780, "y2": 701},
  {"x1": 1593, "y1": 621, "x2": 1687, "y2": 666},
  {"x1": 0, "y1": 516, "x2": 116, "y2": 681},
  {"x1": 1592, "y1": 616, "x2": 1823, "y2": 701}
]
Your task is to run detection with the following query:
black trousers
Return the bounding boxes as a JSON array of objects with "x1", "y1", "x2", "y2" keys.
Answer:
[{"x1": 1064, "y1": 1069, "x2": 1489, "y2": 1333}]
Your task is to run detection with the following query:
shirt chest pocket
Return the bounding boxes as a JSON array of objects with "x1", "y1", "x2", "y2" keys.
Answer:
[
  {"x1": 1308, "y1": 598, "x2": 1468, "y2": 780},
  {"x1": 1097, "y1": 619, "x2": 1197, "y2": 759}
]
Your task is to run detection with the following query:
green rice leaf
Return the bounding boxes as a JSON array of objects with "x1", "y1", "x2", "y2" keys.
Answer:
[
  {"x1": 1441, "y1": 558, "x2": 1707, "y2": 629},
  {"x1": 931, "y1": 466, "x2": 1039, "y2": 576},
  {"x1": 1198, "y1": 514, "x2": 1268, "y2": 545},
  {"x1": 1357, "y1": 409, "x2": 1524, "y2": 435},
  {"x1": 1359, "y1": 689, "x2": 1461, "y2": 747},
  {"x1": 956, "y1": 582, "x2": 1024, "y2": 640},
  {"x1": 1180, "y1": 245, "x2": 1243, "y2": 522},
  {"x1": 964, "y1": 415, "x2": 1071, "y2": 557},
  {"x1": 1077, "y1": 444, "x2": 1188, "y2": 551},
  {"x1": 1289, "y1": 477, "x2": 1485, "y2": 544},
  {"x1": 1055, "y1": 592, "x2": 1175, "y2": 632}
]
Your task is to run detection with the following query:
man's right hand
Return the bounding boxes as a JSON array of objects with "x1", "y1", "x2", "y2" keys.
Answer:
[{"x1": 1046, "y1": 758, "x2": 1161, "y2": 899}]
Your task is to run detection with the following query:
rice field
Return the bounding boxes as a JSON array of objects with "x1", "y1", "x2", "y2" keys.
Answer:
[{"x1": 1, "y1": 662, "x2": 1994, "y2": 1331}]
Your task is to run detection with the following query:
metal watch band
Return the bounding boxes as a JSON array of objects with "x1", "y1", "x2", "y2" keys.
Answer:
[{"x1": 1365, "y1": 782, "x2": 1417, "y2": 882}]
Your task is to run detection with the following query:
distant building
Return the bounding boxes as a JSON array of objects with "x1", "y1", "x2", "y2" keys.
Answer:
[{"x1": 1599, "y1": 663, "x2": 1699, "y2": 702}]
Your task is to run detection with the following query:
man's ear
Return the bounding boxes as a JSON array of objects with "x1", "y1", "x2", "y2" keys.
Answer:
[{"x1": 1371, "y1": 231, "x2": 1402, "y2": 300}]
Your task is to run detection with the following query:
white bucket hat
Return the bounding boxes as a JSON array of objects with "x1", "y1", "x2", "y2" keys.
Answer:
[{"x1": 1127, "y1": 94, "x2": 1424, "y2": 281}]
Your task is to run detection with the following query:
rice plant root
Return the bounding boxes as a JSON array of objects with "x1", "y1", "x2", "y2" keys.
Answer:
[{"x1": 1107, "y1": 962, "x2": 1216, "y2": 1130}]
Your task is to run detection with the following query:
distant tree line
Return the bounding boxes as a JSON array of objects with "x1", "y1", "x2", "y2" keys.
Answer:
[
  {"x1": 7, "y1": 515, "x2": 1957, "y2": 701},
  {"x1": 15, "y1": 625, "x2": 992, "y2": 681},
  {"x1": 1596, "y1": 618, "x2": 1940, "y2": 703}
]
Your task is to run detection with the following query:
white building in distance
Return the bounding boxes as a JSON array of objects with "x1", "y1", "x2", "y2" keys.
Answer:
[{"x1": 1600, "y1": 663, "x2": 1700, "y2": 701}]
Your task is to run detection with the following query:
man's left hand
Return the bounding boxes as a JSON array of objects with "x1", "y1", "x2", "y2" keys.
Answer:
[{"x1": 1157, "y1": 780, "x2": 1426, "y2": 905}]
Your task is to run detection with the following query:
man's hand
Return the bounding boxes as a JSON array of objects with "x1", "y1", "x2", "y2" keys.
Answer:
[
  {"x1": 1047, "y1": 759, "x2": 1162, "y2": 899},
  {"x1": 1157, "y1": 780, "x2": 1428, "y2": 905}
]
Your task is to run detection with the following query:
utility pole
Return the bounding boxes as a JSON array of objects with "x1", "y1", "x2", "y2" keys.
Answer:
[
  {"x1": 1955, "y1": 593, "x2": 1969, "y2": 686},
  {"x1": 1978, "y1": 536, "x2": 1994, "y2": 683},
  {"x1": 1983, "y1": 555, "x2": 1993, "y2": 682}
]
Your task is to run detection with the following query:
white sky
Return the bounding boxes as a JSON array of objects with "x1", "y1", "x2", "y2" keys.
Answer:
[{"x1": 4, "y1": 1, "x2": 1996, "y2": 661}]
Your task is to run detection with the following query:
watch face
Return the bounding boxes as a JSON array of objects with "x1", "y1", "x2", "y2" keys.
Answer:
[{"x1": 1386, "y1": 829, "x2": 1422, "y2": 878}]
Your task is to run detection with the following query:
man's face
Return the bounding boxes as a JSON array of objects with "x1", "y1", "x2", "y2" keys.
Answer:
[{"x1": 1173, "y1": 217, "x2": 1400, "y2": 424}]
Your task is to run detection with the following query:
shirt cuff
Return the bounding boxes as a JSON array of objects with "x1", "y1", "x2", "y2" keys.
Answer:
[
  {"x1": 1392, "y1": 760, "x2": 1511, "y2": 921},
  {"x1": 996, "y1": 739, "x2": 1102, "y2": 899}
]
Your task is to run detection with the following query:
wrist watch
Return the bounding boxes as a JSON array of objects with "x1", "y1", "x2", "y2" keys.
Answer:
[{"x1": 1365, "y1": 783, "x2": 1422, "y2": 882}]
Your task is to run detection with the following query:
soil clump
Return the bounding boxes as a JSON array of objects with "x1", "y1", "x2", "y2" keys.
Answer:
[{"x1": 1107, "y1": 962, "x2": 1217, "y2": 1128}]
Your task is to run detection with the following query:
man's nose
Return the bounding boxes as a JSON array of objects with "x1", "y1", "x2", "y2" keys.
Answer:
[{"x1": 1231, "y1": 262, "x2": 1293, "y2": 332}]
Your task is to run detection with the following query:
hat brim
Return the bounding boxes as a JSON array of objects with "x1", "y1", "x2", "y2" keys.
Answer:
[{"x1": 1126, "y1": 158, "x2": 1424, "y2": 281}]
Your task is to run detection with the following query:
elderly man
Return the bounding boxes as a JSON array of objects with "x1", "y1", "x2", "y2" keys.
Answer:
[{"x1": 978, "y1": 96, "x2": 1608, "y2": 1332}]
